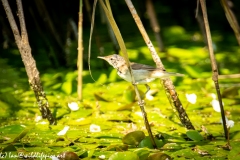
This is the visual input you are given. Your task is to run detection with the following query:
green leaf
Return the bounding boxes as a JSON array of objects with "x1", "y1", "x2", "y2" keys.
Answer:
[
  {"x1": 138, "y1": 137, "x2": 165, "y2": 149},
  {"x1": 2, "y1": 144, "x2": 17, "y2": 152},
  {"x1": 0, "y1": 124, "x2": 26, "y2": 134},
  {"x1": 0, "y1": 101, "x2": 11, "y2": 117},
  {"x1": 168, "y1": 48, "x2": 192, "y2": 59},
  {"x1": 88, "y1": 149, "x2": 95, "y2": 158},
  {"x1": 133, "y1": 148, "x2": 150, "y2": 160},
  {"x1": 162, "y1": 143, "x2": 182, "y2": 150},
  {"x1": 186, "y1": 130, "x2": 204, "y2": 141},
  {"x1": 171, "y1": 148, "x2": 199, "y2": 159},
  {"x1": 51, "y1": 82, "x2": 62, "y2": 90},
  {"x1": 116, "y1": 102, "x2": 135, "y2": 111},
  {"x1": 123, "y1": 86, "x2": 136, "y2": 102},
  {"x1": 109, "y1": 152, "x2": 139, "y2": 160},
  {"x1": 147, "y1": 152, "x2": 172, "y2": 160},
  {"x1": 67, "y1": 117, "x2": 92, "y2": 126},
  {"x1": 12, "y1": 127, "x2": 31, "y2": 143},
  {"x1": 0, "y1": 92, "x2": 18, "y2": 106},
  {"x1": 94, "y1": 93, "x2": 109, "y2": 101},
  {"x1": 184, "y1": 66, "x2": 201, "y2": 78},
  {"x1": 122, "y1": 131, "x2": 145, "y2": 146},
  {"x1": 2, "y1": 126, "x2": 30, "y2": 144},
  {"x1": 108, "y1": 69, "x2": 118, "y2": 82},
  {"x1": 96, "y1": 73, "x2": 108, "y2": 84},
  {"x1": 61, "y1": 81, "x2": 72, "y2": 95},
  {"x1": 65, "y1": 72, "x2": 77, "y2": 81},
  {"x1": 106, "y1": 144, "x2": 128, "y2": 151},
  {"x1": 228, "y1": 141, "x2": 240, "y2": 159}
]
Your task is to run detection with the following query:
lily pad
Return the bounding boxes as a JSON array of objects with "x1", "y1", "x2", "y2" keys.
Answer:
[
  {"x1": 122, "y1": 131, "x2": 145, "y2": 146},
  {"x1": 147, "y1": 152, "x2": 172, "y2": 160},
  {"x1": 186, "y1": 130, "x2": 204, "y2": 141},
  {"x1": 138, "y1": 136, "x2": 165, "y2": 149},
  {"x1": 109, "y1": 151, "x2": 139, "y2": 160},
  {"x1": 133, "y1": 148, "x2": 150, "y2": 160},
  {"x1": 58, "y1": 151, "x2": 79, "y2": 160}
]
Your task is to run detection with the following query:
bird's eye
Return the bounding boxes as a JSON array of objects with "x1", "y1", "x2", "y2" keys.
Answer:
[{"x1": 110, "y1": 58, "x2": 113, "y2": 60}]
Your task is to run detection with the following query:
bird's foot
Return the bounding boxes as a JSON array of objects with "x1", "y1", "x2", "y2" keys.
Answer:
[
  {"x1": 132, "y1": 82, "x2": 139, "y2": 86},
  {"x1": 138, "y1": 100, "x2": 145, "y2": 106}
]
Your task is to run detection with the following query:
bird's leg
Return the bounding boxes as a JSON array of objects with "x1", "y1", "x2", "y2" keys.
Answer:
[
  {"x1": 132, "y1": 82, "x2": 145, "y2": 105},
  {"x1": 138, "y1": 99, "x2": 145, "y2": 106},
  {"x1": 144, "y1": 84, "x2": 150, "y2": 95}
]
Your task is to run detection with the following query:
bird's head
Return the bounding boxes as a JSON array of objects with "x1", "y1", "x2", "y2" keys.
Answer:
[{"x1": 98, "y1": 54, "x2": 126, "y2": 69}]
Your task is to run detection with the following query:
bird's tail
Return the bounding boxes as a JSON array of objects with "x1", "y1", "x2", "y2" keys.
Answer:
[{"x1": 151, "y1": 70, "x2": 184, "y2": 78}]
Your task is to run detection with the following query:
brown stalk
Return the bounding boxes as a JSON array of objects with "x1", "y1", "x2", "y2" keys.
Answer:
[
  {"x1": 125, "y1": 0, "x2": 195, "y2": 130},
  {"x1": 1, "y1": 0, "x2": 56, "y2": 124},
  {"x1": 146, "y1": 0, "x2": 165, "y2": 52},
  {"x1": 199, "y1": 0, "x2": 228, "y2": 139},
  {"x1": 77, "y1": 0, "x2": 83, "y2": 100},
  {"x1": 221, "y1": 0, "x2": 240, "y2": 46}
]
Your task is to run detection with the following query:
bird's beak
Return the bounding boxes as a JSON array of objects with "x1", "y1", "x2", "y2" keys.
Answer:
[{"x1": 97, "y1": 56, "x2": 106, "y2": 60}]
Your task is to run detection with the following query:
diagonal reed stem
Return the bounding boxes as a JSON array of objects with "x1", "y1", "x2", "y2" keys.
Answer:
[
  {"x1": 199, "y1": 0, "x2": 228, "y2": 139},
  {"x1": 98, "y1": 0, "x2": 157, "y2": 148}
]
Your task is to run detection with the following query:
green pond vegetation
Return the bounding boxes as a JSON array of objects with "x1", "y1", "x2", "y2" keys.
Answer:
[{"x1": 0, "y1": 26, "x2": 240, "y2": 159}]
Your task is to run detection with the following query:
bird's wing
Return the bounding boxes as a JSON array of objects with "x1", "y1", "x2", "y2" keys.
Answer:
[{"x1": 131, "y1": 62, "x2": 157, "y2": 71}]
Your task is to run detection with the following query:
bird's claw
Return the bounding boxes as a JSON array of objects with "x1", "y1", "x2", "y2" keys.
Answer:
[
  {"x1": 132, "y1": 82, "x2": 138, "y2": 86},
  {"x1": 138, "y1": 100, "x2": 145, "y2": 106}
]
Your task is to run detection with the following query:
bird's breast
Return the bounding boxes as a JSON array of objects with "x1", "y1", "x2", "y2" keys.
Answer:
[{"x1": 117, "y1": 69, "x2": 155, "y2": 84}]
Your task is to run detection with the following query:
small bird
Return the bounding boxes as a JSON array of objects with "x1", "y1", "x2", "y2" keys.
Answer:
[{"x1": 98, "y1": 54, "x2": 184, "y2": 93}]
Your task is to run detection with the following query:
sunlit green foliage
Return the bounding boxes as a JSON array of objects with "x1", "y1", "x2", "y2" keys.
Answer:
[{"x1": 0, "y1": 26, "x2": 240, "y2": 159}]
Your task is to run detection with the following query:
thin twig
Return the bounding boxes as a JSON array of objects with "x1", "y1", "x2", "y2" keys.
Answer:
[
  {"x1": 199, "y1": 0, "x2": 228, "y2": 139},
  {"x1": 88, "y1": 0, "x2": 98, "y2": 82},
  {"x1": 84, "y1": 0, "x2": 103, "y2": 54}
]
